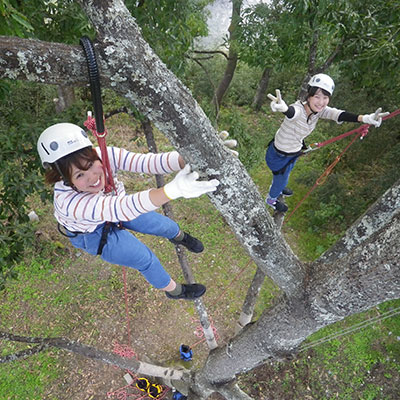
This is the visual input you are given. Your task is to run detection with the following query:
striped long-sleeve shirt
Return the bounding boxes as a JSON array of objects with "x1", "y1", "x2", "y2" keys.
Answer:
[
  {"x1": 53, "y1": 147, "x2": 182, "y2": 233},
  {"x1": 274, "y1": 101, "x2": 344, "y2": 153}
]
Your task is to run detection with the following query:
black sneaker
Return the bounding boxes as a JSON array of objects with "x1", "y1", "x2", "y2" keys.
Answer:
[
  {"x1": 166, "y1": 283, "x2": 206, "y2": 300},
  {"x1": 169, "y1": 232, "x2": 204, "y2": 253},
  {"x1": 266, "y1": 197, "x2": 288, "y2": 212},
  {"x1": 282, "y1": 187, "x2": 293, "y2": 196}
]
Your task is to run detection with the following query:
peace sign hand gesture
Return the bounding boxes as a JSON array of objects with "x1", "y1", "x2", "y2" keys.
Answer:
[
  {"x1": 267, "y1": 89, "x2": 288, "y2": 113},
  {"x1": 362, "y1": 107, "x2": 390, "y2": 128}
]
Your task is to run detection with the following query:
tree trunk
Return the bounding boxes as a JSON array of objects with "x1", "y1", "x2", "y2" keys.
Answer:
[
  {"x1": 1, "y1": 1, "x2": 399, "y2": 398},
  {"x1": 252, "y1": 67, "x2": 271, "y2": 111},
  {"x1": 213, "y1": 0, "x2": 242, "y2": 109},
  {"x1": 54, "y1": 85, "x2": 76, "y2": 113},
  {"x1": 197, "y1": 181, "x2": 400, "y2": 384},
  {"x1": 142, "y1": 117, "x2": 218, "y2": 351},
  {"x1": 235, "y1": 267, "x2": 266, "y2": 334}
]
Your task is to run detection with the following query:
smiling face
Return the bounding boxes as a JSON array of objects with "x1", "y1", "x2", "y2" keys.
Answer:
[
  {"x1": 70, "y1": 160, "x2": 105, "y2": 194},
  {"x1": 307, "y1": 88, "x2": 330, "y2": 113}
]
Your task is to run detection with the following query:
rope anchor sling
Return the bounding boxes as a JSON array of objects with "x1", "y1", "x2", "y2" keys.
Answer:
[{"x1": 79, "y1": 36, "x2": 122, "y2": 254}]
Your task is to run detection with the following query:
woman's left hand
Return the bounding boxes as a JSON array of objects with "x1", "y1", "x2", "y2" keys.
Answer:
[{"x1": 362, "y1": 108, "x2": 390, "y2": 128}]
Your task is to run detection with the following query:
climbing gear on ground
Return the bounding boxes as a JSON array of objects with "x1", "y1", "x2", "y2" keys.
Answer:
[
  {"x1": 80, "y1": 36, "x2": 116, "y2": 195},
  {"x1": 166, "y1": 283, "x2": 206, "y2": 300},
  {"x1": 170, "y1": 232, "x2": 204, "y2": 253},
  {"x1": 173, "y1": 391, "x2": 187, "y2": 400},
  {"x1": 179, "y1": 344, "x2": 193, "y2": 361},
  {"x1": 37, "y1": 123, "x2": 93, "y2": 168},
  {"x1": 308, "y1": 73, "x2": 335, "y2": 95},
  {"x1": 282, "y1": 187, "x2": 293, "y2": 197},
  {"x1": 135, "y1": 378, "x2": 162, "y2": 399},
  {"x1": 163, "y1": 164, "x2": 220, "y2": 200},
  {"x1": 266, "y1": 197, "x2": 288, "y2": 213},
  {"x1": 361, "y1": 107, "x2": 390, "y2": 128},
  {"x1": 267, "y1": 89, "x2": 289, "y2": 113},
  {"x1": 147, "y1": 383, "x2": 163, "y2": 399},
  {"x1": 135, "y1": 377, "x2": 150, "y2": 391}
]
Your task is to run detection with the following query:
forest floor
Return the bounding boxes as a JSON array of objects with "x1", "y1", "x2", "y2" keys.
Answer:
[{"x1": 1, "y1": 118, "x2": 399, "y2": 400}]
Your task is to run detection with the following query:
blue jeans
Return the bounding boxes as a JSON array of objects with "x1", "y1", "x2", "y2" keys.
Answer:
[
  {"x1": 266, "y1": 142, "x2": 299, "y2": 198},
  {"x1": 69, "y1": 211, "x2": 180, "y2": 289}
]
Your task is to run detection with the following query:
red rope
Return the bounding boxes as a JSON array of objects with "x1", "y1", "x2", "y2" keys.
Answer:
[
  {"x1": 314, "y1": 123, "x2": 369, "y2": 149},
  {"x1": 123, "y1": 267, "x2": 132, "y2": 345},
  {"x1": 283, "y1": 108, "x2": 400, "y2": 224},
  {"x1": 283, "y1": 125, "x2": 368, "y2": 224},
  {"x1": 313, "y1": 108, "x2": 400, "y2": 150},
  {"x1": 84, "y1": 115, "x2": 132, "y2": 351},
  {"x1": 84, "y1": 114, "x2": 117, "y2": 194}
]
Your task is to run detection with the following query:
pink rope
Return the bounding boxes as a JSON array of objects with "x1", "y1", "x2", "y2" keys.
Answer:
[{"x1": 84, "y1": 115, "x2": 117, "y2": 194}]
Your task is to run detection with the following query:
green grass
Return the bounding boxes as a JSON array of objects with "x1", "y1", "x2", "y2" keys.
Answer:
[
  {"x1": 0, "y1": 351, "x2": 59, "y2": 400},
  {"x1": 240, "y1": 300, "x2": 400, "y2": 399},
  {"x1": 1, "y1": 106, "x2": 400, "y2": 398}
]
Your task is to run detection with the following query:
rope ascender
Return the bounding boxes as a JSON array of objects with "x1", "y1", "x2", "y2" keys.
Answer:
[{"x1": 79, "y1": 36, "x2": 116, "y2": 195}]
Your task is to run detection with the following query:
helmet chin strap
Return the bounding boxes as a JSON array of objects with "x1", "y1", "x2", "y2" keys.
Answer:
[
  {"x1": 54, "y1": 161, "x2": 80, "y2": 192},
  {"x1": 306, "y1": 99, "x2": 318, "y2": 115}
]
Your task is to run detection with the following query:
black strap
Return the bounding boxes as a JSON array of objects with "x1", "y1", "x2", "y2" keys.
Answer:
[
  {"x1": 57, "y1": 222, "x2": 81, "y2": 238},
  {"x1": 268, "y1": 140, "x2": 302, "y2": 175},
  {"x1": 97, "y1": 222, "x2": 112, "y2": 255}
]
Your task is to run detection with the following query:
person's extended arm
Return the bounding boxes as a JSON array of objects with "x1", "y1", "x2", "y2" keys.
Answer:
[
  {"x1": 267, "y1": 89, "x2": 296, "y2": 119},
  {"x1": 339, "y1": 108, "x2": 389, "y2": 127}
]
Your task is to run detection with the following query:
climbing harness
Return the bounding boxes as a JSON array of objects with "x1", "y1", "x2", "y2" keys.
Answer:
[
  {"x1": 179, "y1": 344, "x2": 193, "y2": 361},
  {"x1": 148, "y1": 383, "x2": 163, "y2": 399}
]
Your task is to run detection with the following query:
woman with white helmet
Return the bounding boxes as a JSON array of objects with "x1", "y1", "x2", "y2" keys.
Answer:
[
  {"x1": 37, "y1": 122, "x2": 219, "y2": 300},
  {"x1": 264, "y1": 73, "x2": 389, "y2": 212}
]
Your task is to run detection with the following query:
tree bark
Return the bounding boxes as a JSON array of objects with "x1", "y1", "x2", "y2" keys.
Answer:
[
  {"x1": 54, "y1": 85, "x2": 76, "y2": 113},
  {"x1": 235, "y1": 266, "x2": 266, "y2": 334},
  {"x1": 196, "y1": 182, "x2": 400, "y2": 384},
  {"x1": 0, "y1": 0, "x2": 304, "y2": 296},
  {"x1": 142, "y1": 117, "x2": 218, "y2": 350},
  {"x1": 213, "y1": 0, "x2": 242, "y2": 109},
  {"x1": 252, "y1": 67, "x2": 271, "y2": 111},
  {"x1": 1, "y1": 1, "x2": 400, "y2": 399}
]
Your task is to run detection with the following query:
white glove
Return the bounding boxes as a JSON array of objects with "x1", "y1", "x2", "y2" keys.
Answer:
[
  {"x1": 219, "y1": 130, "x2": 239, "y2": 157},
  {"x1": 163, "y1": 164, "x2": 220, "y2": 200},
  {"x1": 267, "y1": 89, "x2": 288, "y2": 113},
  {"x1": 362, "y1": 108, "x2": 389, "y2": 128}
]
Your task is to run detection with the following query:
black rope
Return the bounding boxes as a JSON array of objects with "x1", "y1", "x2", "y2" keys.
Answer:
[{"x1": 79, "y1": 36, "x2": 105, "y2": 134}]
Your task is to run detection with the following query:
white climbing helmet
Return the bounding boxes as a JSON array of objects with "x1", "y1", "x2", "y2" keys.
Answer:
[
  {"x1": 37, "y1": 123, "x2": 93, "y2": 167},
  {"x1": 308, "y1": 73, "x2": 335, "y2": 95}
]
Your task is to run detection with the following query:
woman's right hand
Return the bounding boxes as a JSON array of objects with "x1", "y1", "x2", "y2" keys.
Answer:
[{"x1": 267, "y1": 89, "x2": 288, "y2": 113}]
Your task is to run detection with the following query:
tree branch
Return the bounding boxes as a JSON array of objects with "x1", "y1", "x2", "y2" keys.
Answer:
[
  {"x1": 192, "y1": 49, "x2": 230, "y2": 59},
  {"x1": 0, "y1": 344, "x2": 48, "y2": 363},
  {"x1": 0, "y1": 331, "x2": 189, "y2": 383}
]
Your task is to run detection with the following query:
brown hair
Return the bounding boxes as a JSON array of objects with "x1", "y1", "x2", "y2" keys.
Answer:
[{"x1": 45, "y1": 147, "x2": 101, "y2": 185}]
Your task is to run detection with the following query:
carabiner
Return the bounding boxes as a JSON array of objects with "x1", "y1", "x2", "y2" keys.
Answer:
[{"x1": 302, "y1": 142, "x2": 319, "y2": 154}]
